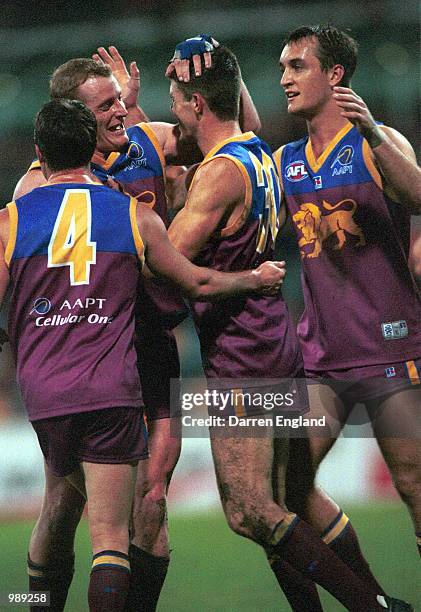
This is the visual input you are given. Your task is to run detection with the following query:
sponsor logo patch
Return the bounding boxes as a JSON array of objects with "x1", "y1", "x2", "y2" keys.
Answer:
[
  {"x1": 381, "y1": 320, "x2": 408, "y2": 340},
  {"x1": 385, "y1": 366, "x2": 396, "y2": 378},
  {"x1": 30, "y1": 297, "x2": 52, "y2": 315},
  {"x1": 331, "y1": 144, "x2": 354, "y2": 176},
  {"x1": 285, "y1": 161, "x2": 308, "y2": 182},
  {"x1": 127, "y1": 142, "x2": 145, "y2": 159},
  {"x1": 314, "y1": 175, "x2": 322, "y2": 189}
]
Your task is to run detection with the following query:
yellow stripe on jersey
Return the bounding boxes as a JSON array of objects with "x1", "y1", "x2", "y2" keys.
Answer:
[
  {"x1": 203, "y1": 132, "x2": 256, "y2": 162},
  {"x1": 272, "y1": 146, "x2": 284, "y2": 191},
  {"x1": 362, "y1": 138, "x2": 383, "y2": 189},
  {"x1": 5, "y1": 202, "x2": 18, "y2": 267},
  {"x1": 406, "y1": 360, "x2": 420, "y2": 385},
  {"x1": 29, "y1": 159, "x2": 41, "y2": 172},
  {"x1": 92, "y1": 554, "x2": 131, "y2": 571},
  {"x1": 322, "y1": 512, "x2": 350, "y2": 545},
  {"x1": 232, "y1": 388, "x2": 246, "y2": 417},
  {"x1": 129, "y1": 196, "x2": 145, "y2": 267},
  {"x1": 138, "y1": 123, "x2": 166, "y2": 176},
  {"x1": 305, "y1": 122, "x2": 353, "y2": 172},
  {"x1": 91, "y1": 150, "x2": 120, "y2": 171}
]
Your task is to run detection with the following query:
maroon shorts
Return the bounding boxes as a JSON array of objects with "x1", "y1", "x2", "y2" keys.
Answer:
[
  {"x1": 32, "y1": 406, "x2": 148, "y2": 477},
  {"x1": 136, "y1": 326, "x2": 181, "y2": 421},
  {"x1": 305, "y1": 357, "x2": 421, "y2": 407}
]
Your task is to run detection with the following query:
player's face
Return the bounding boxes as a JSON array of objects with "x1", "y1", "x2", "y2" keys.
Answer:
[
  {"x1": 279, "y1": 38, "x2": 332, "y2": 118},
  {"x1": 77, "y1": 75, "x2": 129, "y2": 155},
  {"x1": 169, "y1": 81, "x2": 197, "y2": 140}
]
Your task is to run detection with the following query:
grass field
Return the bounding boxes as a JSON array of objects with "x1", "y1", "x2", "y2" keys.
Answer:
[{"x1": 2, "y1": 502, "x2": 420, "y2": 611}]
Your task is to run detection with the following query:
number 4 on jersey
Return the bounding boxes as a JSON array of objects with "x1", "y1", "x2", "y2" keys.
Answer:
[{"x1": 48, "y1": 189, "x2": 97, "y2": 285}]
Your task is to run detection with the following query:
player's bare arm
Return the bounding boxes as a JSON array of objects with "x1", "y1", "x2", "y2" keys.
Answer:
[
  {"x1": 137, "y1": 203, "x2": 285, "y2": 299},
  {"x1": 93, "y1": 45, "x2": 149, "y2": 125},
  {"x1": 168, "y1": 157, "x2": 246, "y2": 260},
  {"x1": 333, "y1": 86, "x2": 421, "y2": 213}
]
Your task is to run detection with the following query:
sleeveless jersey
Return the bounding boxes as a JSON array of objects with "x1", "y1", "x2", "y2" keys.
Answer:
[
  {"x1": 6, "y1": 182, "x2": 144, "y2": 421},
  {"x1": 190, "y1": 132, "x2": 302, "y2": 379},
  {"x1": 91, "y1": 122, "x2": 187, "y2": 326},
  {"x1": 274, "y1": 122, "x2": 421, "y2": 371},
  {"x1": 91, "y1": 123, "x2": 169, "y2": 223}
]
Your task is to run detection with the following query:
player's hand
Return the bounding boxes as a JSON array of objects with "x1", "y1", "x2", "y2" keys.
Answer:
[
  {"x1": 253, "y1": 261, "x2": 286, "y2": 295},
  {"x1": 0, "y1": 327, "x2": 9, "y2": 352},
  {"x1": 333, "y1": 86, "x2": 385, "y2": 148},
  {"x1": 93, "y1": 46, "x2": 140, "y2": 110},
  {"x1": 165, "y1": 34, "x2": 219, "y2": 82}
]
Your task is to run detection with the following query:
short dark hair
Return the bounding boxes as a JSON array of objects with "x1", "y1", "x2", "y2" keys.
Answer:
[
  {"x1": 50, "y1": 58, "x2": 112, "y2": 100},
  {"x1": 284, "y1": 25, "x2": 358, "y2": 86},
  {"x1": 34, "y1": 99, "x2": 97, "y2": 171},
  {"x1": 169, "y1": 46, "x2": 241, "y2": 121}
]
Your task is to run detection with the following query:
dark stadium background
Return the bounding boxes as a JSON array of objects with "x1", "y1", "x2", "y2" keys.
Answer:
[{"x1": 0, "y1": 1, "x2": 419, "y2": 610}]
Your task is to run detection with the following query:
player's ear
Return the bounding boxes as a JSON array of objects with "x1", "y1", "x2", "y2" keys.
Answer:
[
  {"x1": 35, "y1": 144, "x2": 44, "y2": 163},
  {"x1": 192, "y1": 92, "x2": 205, "y2": 117},
  {"x1": 329, "y1": 64, "x2": 345, "y2": 87}
]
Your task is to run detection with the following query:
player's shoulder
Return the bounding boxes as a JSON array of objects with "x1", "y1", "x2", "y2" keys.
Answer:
[
  {"x1": 13, "y1": 168, "x2": 44, "y2": 200},
  {"x1": 197, "y1": 155, "x2": 245, "y2": 187}
]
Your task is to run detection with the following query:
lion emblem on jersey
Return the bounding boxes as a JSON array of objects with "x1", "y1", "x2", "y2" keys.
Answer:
[{"x1": 293, "y1": 199, "x2": 366, "y2": 259}]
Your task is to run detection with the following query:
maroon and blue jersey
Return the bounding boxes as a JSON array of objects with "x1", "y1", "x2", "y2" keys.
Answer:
[
  {"x1": 190, "y1": 132, "x2": 303, "y2": 379},
  {"x1": 6, "y1": 181, "x2": 144, "y2": 421},
  {"x1": 274, "y1": 122, "x2": 421, "y2": 371},
  {"x1": 91, "y1": 122, "x2": 187, "y2": 327},
  {"x1": 91, "y1": 123, "x2": 169, "y2": 223}
]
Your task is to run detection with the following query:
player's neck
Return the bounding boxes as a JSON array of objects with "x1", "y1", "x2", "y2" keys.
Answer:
[
  {"x1": 198, "y1": 119, "x2": 242, "y2": 156},
  {"x1": 46, "y1": 166, "x2": 99, "y2": 185},
  {"x1": 306, "y1": 104, "x2": 350, "y2": 159}
]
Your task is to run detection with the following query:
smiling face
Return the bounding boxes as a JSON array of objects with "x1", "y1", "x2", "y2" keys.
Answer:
[
  {"x1": 76, "y1": 75, "x2": 128, "y2": 155},
  {"x1": 279, "y1": 37, "x2": 334, "y2": 119}
]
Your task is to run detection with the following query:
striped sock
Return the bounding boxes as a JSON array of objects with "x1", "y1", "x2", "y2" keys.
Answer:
[
  {"x1": 27, "y1": 554, "x2": 74, "y2": 612},
  {"x1": 323, "y1": 510, "x2": 385, "y2": 595},
  {"x1": 268, "y1": 513, "x2": 385, "y2": 611},
  {"x1": 89, "y1": 550, "x2": 130, "y2": 612}
]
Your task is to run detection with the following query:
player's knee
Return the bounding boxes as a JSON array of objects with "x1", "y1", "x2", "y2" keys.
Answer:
[
  {"x1": 392, "y1": 463, "x2": 421, "y2": 504},
  {"x1": 43, "y1": 492, "x2": 84, "y2": 536},
  {"x1": 224, "y1": 506, "x2": 272, "y2": 544}
]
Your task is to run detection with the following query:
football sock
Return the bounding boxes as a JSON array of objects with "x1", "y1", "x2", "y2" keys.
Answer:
[
  {"x1": 269, "y1": 513, "x2": 387, "y2": 611},
  {"x1": 267, "y1": 554, "x2": 323, "y2": 611},
  {"x1": 125, "y1": 544, "x2": 170, "y2": 611},
  {"x1": 27, "y1": 553, "x2": 74, "y2": 612},
  {"x1": 88, "y1": 550, "x2": 130, "y2": 612},
  {"x1": 416, "y1": 532, "x2": 421, "y2": 557},
  {"x1": 323, "y1": 510, "x2": 385, "y2": 594}
]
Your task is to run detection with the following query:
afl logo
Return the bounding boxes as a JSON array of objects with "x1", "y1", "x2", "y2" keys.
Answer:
[
  {"x1": 285, "y1": 161, "x2": 308, "y2": 182},
  {"x1": 30, "y1": 297, "x2": 52, "y2": 315},
  {"x1": 127, "y1": 142, "x2": 145, "y2": 160},
  {"x1": 331, "y1": 145, "x2": 354, "y2": 167}
]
